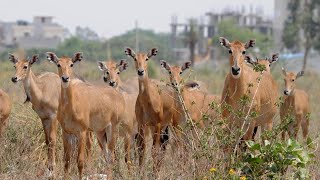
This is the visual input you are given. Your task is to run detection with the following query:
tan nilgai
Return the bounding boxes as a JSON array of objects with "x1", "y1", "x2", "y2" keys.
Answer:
[
  {"x1": 47, "y1": 52, "x2": 126, "y2": 179},
  {"x1": 280, "y1": 68, "x2": 310, "y2": 140},
  {"x1": 0, "y1": 89, "x2": 11, "y2": 138},
  {"x1": 9, "y1": 54, "x2": 60, "y2": 172},
  {"x1": 159, "y1": 60, "x2": 220, "y2": 128},
  {"x1": 125, "y1": 47, "x2": 172, "y2": 175},
  {"x1": 97, "y1": 59, "x2": 138, "y2": 165},
  {"x1": 219, "y1": 37, "x2": 278, "y2": 143},
  {"x1": 245, "y1": 53, "x2": 279, "y2": 73},
  {"x1": 245, "y1": 54, "x2": 279, "y2": 138}
]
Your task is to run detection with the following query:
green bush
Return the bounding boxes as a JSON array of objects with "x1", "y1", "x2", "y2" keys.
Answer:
[{"x1": 241, "y1": 138, "x2": 315, "y2": 179}]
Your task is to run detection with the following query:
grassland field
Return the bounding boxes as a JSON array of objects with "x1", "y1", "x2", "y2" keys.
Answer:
[{"x1": 0, "y1": 57, "x2": 319, "y2": 179}]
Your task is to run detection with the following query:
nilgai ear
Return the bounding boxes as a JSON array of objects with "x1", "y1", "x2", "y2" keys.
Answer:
[
  {"x1": 9, "y1": 53, "x2": 18, "y2": 64},
  {"x1": 147, "y1": 48, "x2": 158, "y2": 58},
  {"x1": 97, "y1": 61, "x2": 106, "y2": 71},
  {"x1": 296, "y1": 71, "x2": 304, "y2": 79},
  {"x1": 219, "y1": 37, "x2": 231, "y2": 49},
  {"x1": 269, "y1": 53, "x2": 279, "y2": 64},
  {"x1": 245, "y1": 39, "x2": 256, "y2": 49},
  {"x1": 72, "y1": 52, "x2": 83, "y2": 63},
  {"x1": 29, "y1": 54, "x2": 39, "y2": 65},
  {"x1": 281, "y1": 67, "x2": 287, "y2": 76},
  {"x1": 46, "y1": 52, "x2": 58, "y2": 64},
  {"x1": 118, "y1": 59, "x2": 128, "y2": 72},
  {"x1": 181, "y1": 61, "x2": 191, "y2": 72},
  {"x1": 244, "y1": 55, "x2": 256, "y2": 65},
  {"x1": 125, "y1": 47, "x2": 136, "y2": 58},
  {"x1": 160, "y1": 60, "x2": 171, "y2": 71}
]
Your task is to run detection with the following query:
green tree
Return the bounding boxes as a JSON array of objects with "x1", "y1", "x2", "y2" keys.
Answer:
[
  {"x1": 108, "y1": 29, "x2": 171, "y2": 61},
  {"x1": 282, "y1": 0, "x2": 320, "y2": 71},
  {"x1": 301, "y1": 0, "x2": 320, "y2": 71},
  {"x1": 282, "y1": 0, "x2": 300, "y2": 51},
  {"x1": 56, "y1": 37, "x2": 108, "y2": 60}
]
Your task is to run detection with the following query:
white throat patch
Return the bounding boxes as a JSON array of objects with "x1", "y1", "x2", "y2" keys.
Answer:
[{"x1": 24, "y1": 77, "x2": 32, "y2": 101}]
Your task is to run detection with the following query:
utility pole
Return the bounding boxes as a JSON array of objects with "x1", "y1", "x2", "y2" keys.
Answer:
[
  {"x1": 135, "y1": 20, "x2": 139, "y2": 52},
  {"x1": 107, "y1": 40, "x2": 111, "y2": 59}
]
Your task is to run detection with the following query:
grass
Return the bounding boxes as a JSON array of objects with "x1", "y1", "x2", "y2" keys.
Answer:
[{"x1": 0, "y1": 58, "x2": 319, "y2": 179}]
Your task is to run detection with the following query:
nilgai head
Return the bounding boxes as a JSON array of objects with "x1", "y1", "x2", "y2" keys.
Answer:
[
  {"x1": 9, "y1": 53, "x2": 39, "y2": 83},
  {"x1": 245, "y1": 53, "x2": 279, "y2": 73},
  {"x1": 219, "y1": 37, "x2": 255, "y2": 79},
  {"x1": 46, "y1": 52, "x2": 83, "y2": 88},
  {"x1": 97, "y1": 59, "x2": 128, "y2": 88},
  {"x1": 160, "y1": 60, "x2": 191, "y2": 88},
  {"x1": 281, "y1": 67, "x2": 304, "y2": 96},
  {"x1": 125, "y1": 47, "x2": 157, "y2": 78}
]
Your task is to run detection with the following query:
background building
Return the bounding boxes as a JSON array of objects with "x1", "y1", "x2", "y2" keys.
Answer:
[
  {"x1": 170, "y1": 5, "x2": 274, "y2": 62},
  {"x1": 0, "y1": 16, "x2": 69, "y2": 51}
]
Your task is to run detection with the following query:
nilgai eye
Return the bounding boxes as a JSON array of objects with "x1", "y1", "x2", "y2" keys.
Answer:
[
  {"x1": 57, "y1": 64, "x2": 61, "y2": 68},
  {"x1": 23, "y1": 66, "x2": 28, "y2": 69},
  {"x1": 179, "y1": 72, "x2": 183, "y2": 74},
  {"x1": 228, "y1": 50, "x2": 232, "y2": 54},
  {"x1": 169, "y1": 71, "x2": 172, "y2": 74},
  {"x1": 242, "y1": 51, "x2": 246, "y2": 55},
  {"x1": 292, "y1": 79, "x2": 295, "y2": 82},
  {"x1": 134, "y1": 58, "x2": 137, "y2": 61},
  {"x1": 146, "y1": 58, "x2": 149, "y2": 61},
  {"x1": 106, "y1": 71, "x2": 109, "y2": 74},
  {"x1": 70, "y1": 64, "x2": 74, "y2": 67},
  {"x1": 117, "y1": 72, "x2": 120, "y2": 74}
]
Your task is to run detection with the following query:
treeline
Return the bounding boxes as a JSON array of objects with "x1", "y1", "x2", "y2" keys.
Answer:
[
  {"x1": 0, "y1": 19, "x2": 274, "y2": 62},
  {"x1": 0, "y1": 29, "x2": 172, "y2": 62}
]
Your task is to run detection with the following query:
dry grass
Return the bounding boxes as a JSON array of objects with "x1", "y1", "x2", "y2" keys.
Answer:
[{"x1": 0, "y1": 59, "x2": 319, "y2": 179}]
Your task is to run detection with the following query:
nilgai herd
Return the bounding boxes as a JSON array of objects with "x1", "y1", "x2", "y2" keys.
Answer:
[{"x1": 0, "y1": 37, "x2": 311, "y2": 179}]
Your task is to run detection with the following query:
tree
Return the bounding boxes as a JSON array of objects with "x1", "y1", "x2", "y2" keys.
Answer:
[
  {"x1": 108, "y1": 29, "x2": 171, "y2": 61},
  {"x1": 183, "y1": 18, "x2": 199, "y2": 67},
  {"x1": 282, "y1": 0, "x2": 320, "y2": 71},
  {"x1": 282, "y1": 0, "x2": 301, "y2": 51},
  {"x1": 301, "y1": 0, "x2": 320, "y2": 71}
]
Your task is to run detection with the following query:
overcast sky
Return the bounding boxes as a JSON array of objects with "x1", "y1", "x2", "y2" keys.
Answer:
[{"x1": 0, "y1": 0, "x2": 274, "y2": 38}]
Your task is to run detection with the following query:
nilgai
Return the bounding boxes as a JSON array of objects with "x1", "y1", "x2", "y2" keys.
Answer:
[
  {"x1": 9, "y1": 54, "x2": 60, "y2": 172},
  {"x1": 47, "y1": 52, "x2": 126, "y2": 179},
  {"x1": 97, "y1": 59, "x2": 138, "y2": 165},
  {"x1": 280, "y1": 68, "x2": 310, "y2": 140},
  {"x1": 0, "y1": 89, "x2": 11, "y2": 138},
  {"x1": 245, "y1": 53, "x2": 279, "y2": 138},
  {"x1": 125, "y1": 47, "x2": 171, "y2": 174},
  {"x1": 160, "y1": 60, "x2": 220, "y2": 128},
  {"x1": 219, "y1": 37, "x2": 278, "y2": 143},
  {"x1": 245, "y1": 53, "x2": 279, "y2": 73}
]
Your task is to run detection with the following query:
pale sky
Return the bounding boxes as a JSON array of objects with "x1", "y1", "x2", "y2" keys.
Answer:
[{"x1": 0, "y1": 0, "x2": 274, "y2": 38}]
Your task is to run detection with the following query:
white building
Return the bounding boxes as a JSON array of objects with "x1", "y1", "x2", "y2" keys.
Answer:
[{"x1": 0, "y1": 16, "x2": 69, "y2": 50}]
